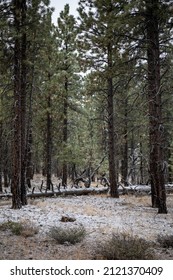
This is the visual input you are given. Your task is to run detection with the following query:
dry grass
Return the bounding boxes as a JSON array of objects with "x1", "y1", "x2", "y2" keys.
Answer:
[
  {"x1": 1, "y1": 191, "x2": 173, "y2": 260},
  {"x1": 0, "y1": 219, "x2": 39, "y2": 237},
  {"x1": 49, "y1": 225, "x2": 86, "y2": 245},
  {"x1": 96, "y1": 231, "x2": 155, "y2": 260},
  {"x1": 29, "y1": 198, "x2": 103, "y2": 216},
  {"x1": 121, "y1": 194, "x2": 151, "y2": 207}
]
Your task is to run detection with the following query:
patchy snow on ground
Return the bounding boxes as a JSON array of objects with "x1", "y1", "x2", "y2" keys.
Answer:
[
  {"x1": 0, "y1": 185, "x2": 173, "y2": 259},
  {"x1": 1, "y1": 191, "x2": 173, "y2": 240}
]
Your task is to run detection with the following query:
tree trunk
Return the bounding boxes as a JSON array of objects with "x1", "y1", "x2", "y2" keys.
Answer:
[
  {"x1": 11, "y1": 0, "x2": 27, "y2": 208},
  {"x1": 26, "y1": 60, "x2": 35, "y2": 188},
  {"x1": 0, "y1": 121, "x2": 2, "y2": 192},
  {"x1": 107, "y1": 43, "x2": 119, "y2": 198},
  {"x1": 25, "y1": 27, "x2": 38, "y2": 186},
  {"x1": 121, "y1": 100, "x2": 128, "y2": 186},
  {"x1": 146, "y1": 0, "x2": 167, "y2": 213},
  {"x1": 62, "y1": 77, "x2": 68, "y2": 187},
  {"x1": 20, "y1": 0, "x2": 27, "y2": 205},
  {"x1": 139, "y1": 138, "x2": 144, "y2": 184},
  {"x1": 46, "y1": 94, "x2": 52, "y2": 190},
  {"x1": 26, "y1": 127, "x2": 33, "y2": 189},
  {"x1": 3, "y1": 140, "x2": 9, "y2": 188},
  {"x1": 71, "y1": 163, "x2": 77, "y2": 182},
  {"x1": 11, "y1": 0, "x2": 22, "y2": 209},
  {"x1": 129, "y1": 130, "x2": 136, "y2": 185}
]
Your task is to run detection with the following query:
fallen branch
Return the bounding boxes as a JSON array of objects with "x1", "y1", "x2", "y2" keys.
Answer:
[
  {"x1": 73, "y1": 155, "x2": 107, "y2": 188},
  {"x1": 0, "y1": 187, "x2": 109, "y2": 199},
  {"x1": 1, "y1": 184, "x2": 173, "y2": 199}
]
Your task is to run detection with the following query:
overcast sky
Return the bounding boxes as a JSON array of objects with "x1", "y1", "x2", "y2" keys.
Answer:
[{"x1": 50, "y1": 0, "x2": 79, "y2": 24}]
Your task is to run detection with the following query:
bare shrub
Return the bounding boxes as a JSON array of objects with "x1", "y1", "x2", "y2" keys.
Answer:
[
  {"x1": 0, "y1": 220, "x2": 38, "y2": 237},
  {"x1": 157, "y1": 234, "x2": 173, "y2": 248},
  {"x1": 49, "y1": 225, "x2": 86, "y2": 245},
  {"x1": 0, "y1": 221, "x2": 23, "y2": 235},
  {"x1": 96, "y1": 232, "x2": 154, "y2": 260},
  {"x1": 20, "y1": 222, "x2": 39, "y2": 237}
]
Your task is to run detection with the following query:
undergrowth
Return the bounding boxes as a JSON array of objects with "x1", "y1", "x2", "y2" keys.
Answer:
[
  {"x1": 49, "y1": 225, "x2": 86, "y2": 245},
  {"x1": 157, "y1": 234, "x2": 173, "y2": 248},
  {"x1": 96, "y1": 232, "x2": 155, "y2": 260},
  {"x1": 0, "y1": 220, "x2": 39, "y2": 237}
]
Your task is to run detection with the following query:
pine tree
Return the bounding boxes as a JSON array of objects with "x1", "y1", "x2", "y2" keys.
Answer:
[
  {"x1": 145, "y1": 0, "x2": 167, "y2": 213},
  {"x1": 11, "y1": 0, "x2": 23, "y2": 209},
  {"x1": 122, "y1": 0, "x2": 173, "y2": 212},
  {"x1": 55, "y1": 4, "x2": 80, "y2": 186},
  {"x1": 1, "y1": 0, "x2": 54, "y2": 207},
  {"x1": 78, "y1": 0, "x2": 131, "y2": 197}
]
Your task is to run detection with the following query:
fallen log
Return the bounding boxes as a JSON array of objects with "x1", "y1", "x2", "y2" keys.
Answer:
[
  {"x1": 0, "y1": 187, "x2": 109, "y2": 199},
  {"x1": 28, "y1": 187, "x2": 109, "y2": 198},
  {"x1": 1, "y1": 184, "x2": 173, "y2": 200},
  {"x1": 118, "y1": 184, "x2": 173, "y2": 195}
]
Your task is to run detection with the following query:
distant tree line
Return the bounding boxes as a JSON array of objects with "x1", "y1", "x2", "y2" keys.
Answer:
[{"x1": 0, "y1": 0, "x2": 173, "y2": 213}]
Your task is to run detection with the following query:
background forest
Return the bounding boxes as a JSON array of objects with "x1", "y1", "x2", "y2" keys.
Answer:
[{"x1": 0, "y1": 0, "x2": 173, "y2": 213}]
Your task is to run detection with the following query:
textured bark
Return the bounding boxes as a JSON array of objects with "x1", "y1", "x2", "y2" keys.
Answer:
[
  {"x1": 11, "y1": 0, "x2": 27, "y2": 208},
  {"x1": 20, "y1": 0, "x2": 27, "y2": 205},
  {"x1": 130, "y1": 131, "x2": 136, "y2": 185},
  {"x1": 107, "y1": 43, "x2": 119, "y2": 198},
  {"x1": 26, "y1": 53, "x2": 36, "y2": 184},
  {"x1": 11, "y1": 0, "x2": 22, "y2": 209},
  {"x1": 146, "y1": 0, "x2": 167, "y2": 213},
  {"x1": 46, "y1": 94, "x2": 53, "y2": 190},
  {"x1": 121, "y1": 101, "x2": 128, "y2": 186},
  {"x1": 26, "y1": 127, "x2": 33, "y2": 189},
  {"x1": 3, "y1": 141, "x2": 9, "y2": 188},
  {"x1": 62, "y1": 77, "x2": 68, "y2": 187},
  {"x1": 139, "y1": 139, "x2": 144, "y2": 185},
  {"x1": 0, "y1": 121, "x2": 2, "y2": 192}
]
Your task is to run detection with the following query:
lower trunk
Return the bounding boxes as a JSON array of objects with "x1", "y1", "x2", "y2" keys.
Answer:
[
  {"x1": 107, "y1": 77, "x2": 119, "y2": 198},
  {"x1": 0, "y1": 174, "x2": 2, "y2": 193},
  {"x1": 20, "y1": 0, "x2": 27, "y2": 205},
  {"x1": 62, "y1": 78, "x2": 68, "y2": 186},
  {"x1": 139, "y1": 139, "x2": 144, "y2": 184},
  {"x1": 46, "y1": 95, "x2": 52, "y2": 190},
  {"x1": 107, "y1": 41, "x2": 119, "y2": 198},
  {"x1": 21, "y1": 165, "x2": 27, "y2": 205},
  {"x1": 26, "y1": 128, "x2": 33, "y2": 188},
  {"x1": 11, "y1": 114, "x2": 22, "y2": 209},
  {"x1": 3, "y1": 141, "x2": 9, "y2": 188},
  {"x1": 62, "y1": 164, "x2": 68, "y2": 187},
  {"x1": 11, "y1": 1, "x2": 22, "y2": 209},
  {"x1": 71, "y1": 163, "x2": 77, "y2": 182},
  {"x1": 11, "y1": 0, "x2": 27, "y2": 208},
  {"x1": 146, "y1": 0, "x2": 167, "y2": 213},
  {"x1": 0, "y1": 122, "x2": 2, "y2": 192},
  {"x1": 11, "y1": 181, "x2": 22, "y2": 209},
  {"x1": 121, "y1": 133, "x2": 128, "y2": 186}
]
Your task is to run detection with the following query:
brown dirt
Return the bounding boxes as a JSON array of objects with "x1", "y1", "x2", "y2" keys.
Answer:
[{"x1": 0, "y1": 193, "x2": 173, "y2": 260}]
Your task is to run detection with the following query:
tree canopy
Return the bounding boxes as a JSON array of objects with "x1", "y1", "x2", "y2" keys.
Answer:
[{"x1": 0, "y1": 0, "x2": 173, "y2": 213}]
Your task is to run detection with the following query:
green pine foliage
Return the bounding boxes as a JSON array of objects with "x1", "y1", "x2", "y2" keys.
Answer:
[{"x1": 0, "y1": 0, "x2": 173, "y2": 209}]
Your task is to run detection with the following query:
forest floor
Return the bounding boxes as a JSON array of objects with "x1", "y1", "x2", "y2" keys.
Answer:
[{"x1": 0, "y1": 180, "x2": 173, "y2": 260}]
